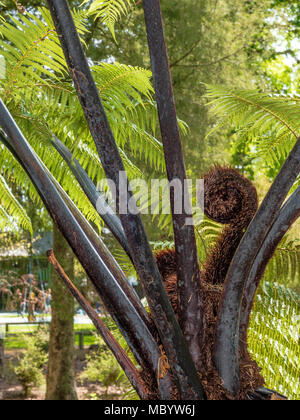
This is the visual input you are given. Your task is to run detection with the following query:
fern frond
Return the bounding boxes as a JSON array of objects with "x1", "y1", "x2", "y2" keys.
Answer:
[
  {"x1": 0, "y1": 142, "x2": 42, "y2": 205},
  {"x1": 0, "y1": 7, "x2": 87, "y2": 100},
  {"x1": 264, "y1": 238, "x2": 300, "y2": 287},
  {"x1": 206, "y1": 85, "x2": 300, "y2": 166},
  {"x1": 0, "y1": 205, "x2": 13, "y2": 231},
  {"x1": 0, "y1": 55, "x2": 5, "y2": 79},
  {"x1": 0, "y1": 7, "x2": 183, "y2": 236},
  {"x1": 249, "y1": 282, "x2": 300, "y2": 400},
  {"x1": 11, "y1": 62, "x2": 164, "y2": 172},
  {"x1": 0, "y1": 173, "x2": 32, "y2": 234},
  {"x1": 83, "y1": 0, "x2": 135, "y2": 40},
  {"x1": 0, "y1": 1, "x2": 5, "y2": 25},
  {"x1": 94, "y1": 62, "x2": 154, "y2": 103}
]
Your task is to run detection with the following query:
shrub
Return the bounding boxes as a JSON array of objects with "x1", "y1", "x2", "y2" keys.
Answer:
[
  {"x1": 80, "y1": 335, "x2": 130, "y2": 393},
  {"x1": 14, "y1": 327, "x2": 49, "y2": 397}
]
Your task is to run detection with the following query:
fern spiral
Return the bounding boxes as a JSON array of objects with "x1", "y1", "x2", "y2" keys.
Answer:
[{"x1": 201, "y1": 165, "x2": 258, "y2": 285}]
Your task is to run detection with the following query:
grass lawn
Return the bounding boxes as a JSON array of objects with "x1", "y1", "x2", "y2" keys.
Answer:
[{"x1": 4, "y1": 324, "x2": 97, "y2": 350}]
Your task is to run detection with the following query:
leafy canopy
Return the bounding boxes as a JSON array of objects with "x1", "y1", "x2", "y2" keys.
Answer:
[
  {"x1": 0, "y1": 5, "x2": 164, "y2": 234},
  {"x1": 82, "y1": 0, "x2": 136, "y2": 41}
]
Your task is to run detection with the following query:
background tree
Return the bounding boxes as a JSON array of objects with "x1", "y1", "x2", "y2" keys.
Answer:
[{"x1": 46, "y1": 227, "x2": 77, "y2": 400}]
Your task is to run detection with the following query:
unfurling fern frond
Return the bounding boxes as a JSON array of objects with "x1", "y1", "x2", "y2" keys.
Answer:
[
  {"x1": 82, "y1": 0, "x2": 136, "y2": 40},
  {"x1": 206, "y1": 85, "x2": 300, "y2": 166},
  {"x1": 0, "y1": 174, "x2": 32, "y2": 234}
]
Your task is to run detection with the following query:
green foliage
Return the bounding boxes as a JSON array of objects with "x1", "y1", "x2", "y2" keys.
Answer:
[
  {"x1": 0, "y1": 55, "x2": 5, "y2": 79},
  {"x1": 14, "y1": 326, "x2": 49, "y2": 397},
  {"x1": 82, "y1": 0, "x2": 136, "y2": 41},
  {"x1": 248, "y1": 282, "x2": 300, "y2": 400},
  {"x1": 0, "y1": 7, "x2": 87, "y2": 90},
  {"x1": 206, "y1": 85, "x2": 300, "y2": 168},
  {"x1": 80, "y1": 335, "x2": 130, "y2": 391},
  {"x1": 0, "y1": 173, "x2": 32, "y2": 234},
  {"x1": 0, "y1": 5, "x2": 165, "y2": 234},
  {"x1": 0, "y1": 1, "x2": 5, "y2": 23},
  {"x1": 264, "y1": 238, "x2": 300, "y2": 288}
]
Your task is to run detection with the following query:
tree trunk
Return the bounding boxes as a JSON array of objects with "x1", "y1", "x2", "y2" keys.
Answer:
[{"x1": 45, "y1": 227, "x2": 78, "y2": 400}]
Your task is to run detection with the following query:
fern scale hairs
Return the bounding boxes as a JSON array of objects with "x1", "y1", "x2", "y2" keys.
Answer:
[{"x1": 201, "y1": 165, "x2": 258, "y2": 285}]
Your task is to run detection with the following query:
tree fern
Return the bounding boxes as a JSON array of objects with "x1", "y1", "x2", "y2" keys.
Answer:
[
  {"x1": 206, "y1": 85, "x2": 300, "y2": 167},
  {"x1": 0, "y1": 6, "x2": 167, "y2": 233},
  {"x1": 82, "y1": 0, "x2": 136, "y2": 41}
]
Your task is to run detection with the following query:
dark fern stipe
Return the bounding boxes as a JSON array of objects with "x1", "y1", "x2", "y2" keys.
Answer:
[{"x1": 153, "y1": 165, "x2": 282, "y2": 400}]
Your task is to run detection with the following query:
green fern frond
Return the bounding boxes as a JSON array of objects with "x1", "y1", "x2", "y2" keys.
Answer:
[
  {"x1": 0, "y1": 142, "x2": 42, "y2": 206},
  {"x1": 265, "y1": 238, "x2": 300, "y2": 288},
  {"x1": 94, "y1": 62, "x2": 154, "y2": 103},
  {"x1": 0, "y1": 7, "x2": 87, "y2": 100},
  {"x1": 0, "y1": 205, "x2": 13, "y2": 231},
  {"x1": 0, "y1": 55, "x2": 5, "y2": 79},
  {"x1": 249, "y1": 282, "x2": 300, "y2": 400},
  {"x1": 11, "y1": 62, "x2": 164, "y2": 173},
  {"x1": 206, "y1": 85, "x2": 300, "y2": 166},
  {"x1": 0, "y1": 173, "x2": 32, "y2": 234},
  {"x1": 0, "y1": 1, "x2": 5, "y2": 25},
  {"x1": 83, "y1": 0, "x2": 135, "y2": 40},
  {"x1": 0, "y1": 7, "x2": 181, "y2": 236}
]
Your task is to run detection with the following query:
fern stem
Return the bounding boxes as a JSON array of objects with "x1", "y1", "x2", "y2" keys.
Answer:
[
  {"x1": 214, "y1": 137, "x2": 300, "y2": 395},
  {"x1": 143, "y1": 0, "x2": 204, "y2": 378},
  {"x1": 240, "y1": 185, "x2": 300, "y2": 355},
  {"x1": 47, "y1": 249, "x2": 150, "y2": 400},
  {"x1": 0, "y1": 128, "x2": 153, "y2": 360},
  {"x1": 0, "y1": 101, "x2": 172, "y2": 398},
  {"x1": 51, "y1": 136, "x2": 132, "y2": 259},
  {"x1": 47, "y1": 0, "x2": 204, "y2": 399}
]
